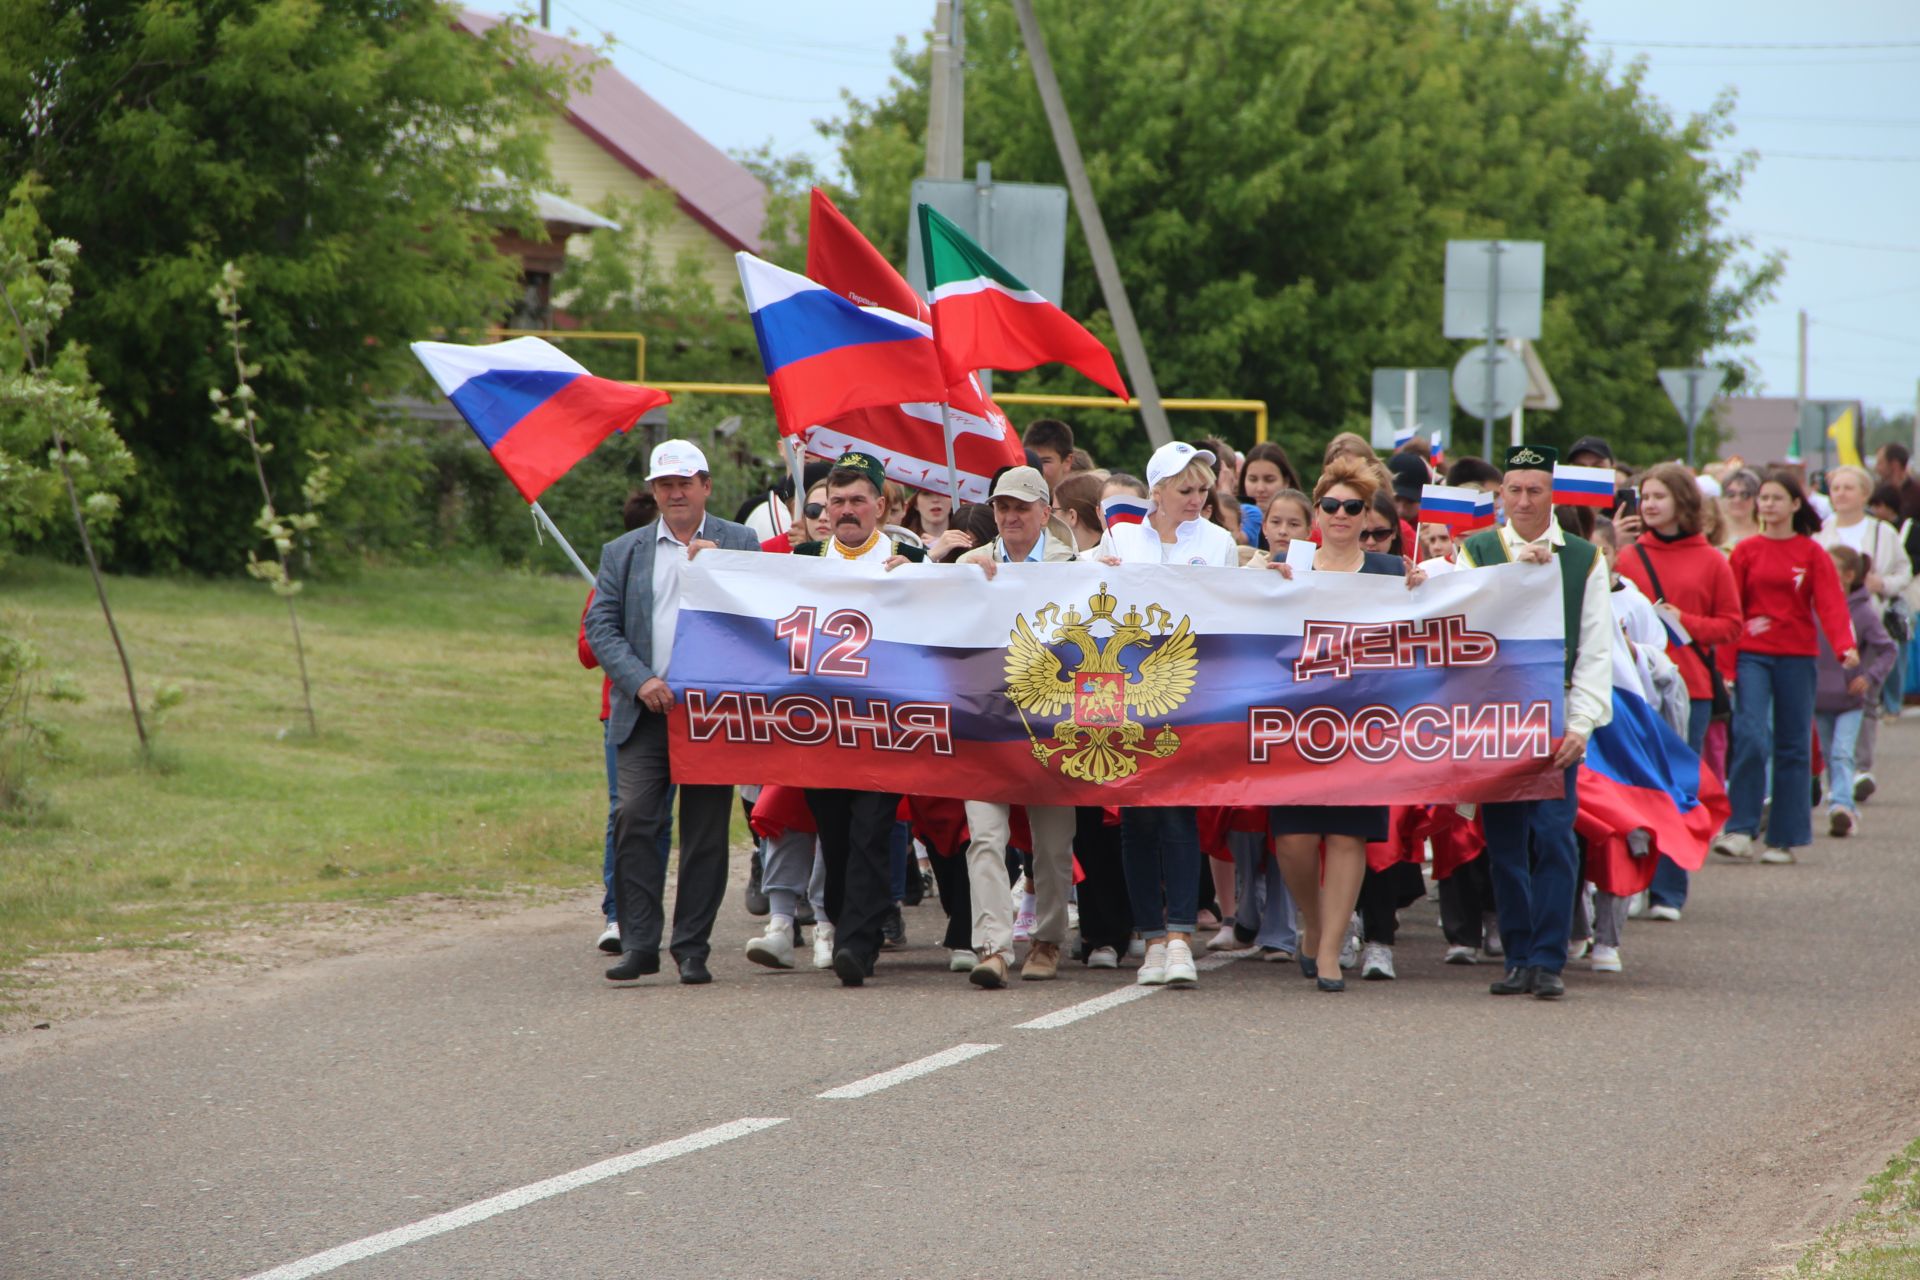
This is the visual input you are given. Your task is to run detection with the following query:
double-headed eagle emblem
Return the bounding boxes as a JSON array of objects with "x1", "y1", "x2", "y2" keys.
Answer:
[{"x1": 1005, "y1": 583, "x2": 1198, "y2": 784}]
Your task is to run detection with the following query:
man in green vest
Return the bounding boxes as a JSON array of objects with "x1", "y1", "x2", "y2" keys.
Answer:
[{"x1": 1455, "y1": 444, "x2": 1614, "y2": 1000}]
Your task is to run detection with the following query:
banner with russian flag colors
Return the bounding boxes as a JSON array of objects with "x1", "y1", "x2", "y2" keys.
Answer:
[
  {"x1": 1418, "y1": 484, "x2": 1496, "y2": 532},
  {"x1": 736, "y1": 253, "x2": 951, "y2": 438},
  {"x1": 666, "y1": 556, "x2": 1571, "y2": 808},
  {"x1": 1101, "y1": 495, "x2": 1150, "y2": 529},
  {"x1": 804, "y1": 190, "x2": 1024, "y2": 501},
  {"x1": 1552, "y1": 463, "x2": 1615, "y2": 508},
  {"x1": 411, "y1": 337, "x2": 670, "y2": 502},
  {"x1": 918, "y1": 203, "x2": 1128, "y2": 399}
]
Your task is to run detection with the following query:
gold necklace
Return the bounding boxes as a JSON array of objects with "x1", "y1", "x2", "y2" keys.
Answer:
[{"x1": 831, "y1": 529, "x2": 882, "y2": 559}]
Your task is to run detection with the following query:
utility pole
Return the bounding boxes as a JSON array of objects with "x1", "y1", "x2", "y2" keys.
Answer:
[
  {"x1": 1795, "y1": 307, "x2": 1808, "y2": 461},
  {"x1": 539, "y1": 0, "x2": 549, "y2": 28},
  {"x1": 925, "y1": 2, "x2": 964, "y2": 181},
  {"x1": 1010, "y1": 0, "x2": 1171, "y2": 449}
]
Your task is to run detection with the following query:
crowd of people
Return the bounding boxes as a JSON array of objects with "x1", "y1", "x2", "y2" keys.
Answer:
[{"x1": 577, "y1": 418, "x2": 1920, "y2": 998}]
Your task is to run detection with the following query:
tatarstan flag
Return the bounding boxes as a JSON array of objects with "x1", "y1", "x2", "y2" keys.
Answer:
[{"x1": 917, "y1": 203, "x2": 1128, "y2": 399}]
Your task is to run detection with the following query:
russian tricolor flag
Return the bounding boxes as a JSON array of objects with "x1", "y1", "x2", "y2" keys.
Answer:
[
  {"x1": 1101, "y1": 495, "x2": 1150, "y2": 530},
  {"x1": 1418, "y1": 484, "x2": 1495, "y2": 531},
  {"x1": 411, "y1": 337, "x2": 671, "y2": 503},
  {"x1": 1552, "y1": 463, "x2": 1615, "y2": 508},
  {"x1": 737, "y1": 252, "x2": 951, "y2": 438}
]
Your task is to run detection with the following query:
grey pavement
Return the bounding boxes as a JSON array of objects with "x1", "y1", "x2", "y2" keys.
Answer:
[{"x1": 5, "y1": 724, "x2": 1920, "y2": 1279}]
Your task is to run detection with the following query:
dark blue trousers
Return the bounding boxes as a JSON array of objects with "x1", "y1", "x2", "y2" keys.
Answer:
[{"x1": 1481, "y1": 765, "x2": 1580, "y2": 974}]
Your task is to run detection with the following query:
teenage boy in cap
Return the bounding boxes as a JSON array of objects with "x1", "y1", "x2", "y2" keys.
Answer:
[
  {"x1": 791, "y1": 452, "x2": 925, "y2": 985},
  {"x1": 587, "y1": 441, "x2": 761, "y2": 986},
  {"x1": 1455, "y1": 444, "x2": 1614, "y2": 1001},
  {"x1": 953, "y1": 467, "x2": 1079, "y2": 986},
  {"x1": 1386, "y1": 451, "x2": 1429, "y2": 528}
]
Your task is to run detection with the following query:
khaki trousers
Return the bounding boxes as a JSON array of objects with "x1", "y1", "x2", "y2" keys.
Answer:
[{"x1": 963, "y1": 801, "x2": 1076, "y2": 959}]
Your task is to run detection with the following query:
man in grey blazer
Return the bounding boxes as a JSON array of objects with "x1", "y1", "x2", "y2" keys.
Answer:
[{"x1": 586, "y1": 440, "x2": 760, "y2": 985}]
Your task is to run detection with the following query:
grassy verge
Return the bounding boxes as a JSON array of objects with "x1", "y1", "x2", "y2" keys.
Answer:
[
  {"x1": 0, "y1": 557, "x2": 642, "y2": 988},
  {"x1": 1796, "y1": 1137, "x2": 1920, "y2": 1278}
]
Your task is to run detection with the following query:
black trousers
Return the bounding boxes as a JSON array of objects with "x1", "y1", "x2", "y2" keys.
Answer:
[
  {"x1": 1358, "y1": 861, "x2": 1426, "y2": 946},
  {"x1": 1437, "y1": 855, "x2": 1496, "y2": 949},
  {"x1": 804, "y1": 788, "x2": 900, "y2": 969},
  {"x1": 613, "y1": 713, "x2": 733, "y2": 963},
  {"x1": 926, "y1": 846, "x2": 973, "y2": 951},
  {"x1": 1072, "y1": 807, "x2": 1134, "y2": 954}
]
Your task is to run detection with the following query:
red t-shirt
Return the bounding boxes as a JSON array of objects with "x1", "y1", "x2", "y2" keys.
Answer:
[{"x1": 1728, "y1": 534, "x2": 1855, "y2": 659}]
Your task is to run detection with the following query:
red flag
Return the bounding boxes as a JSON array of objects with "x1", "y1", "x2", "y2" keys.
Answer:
[{"x1": 805, "y1": 190, "x2": 1023, "y2": 501}]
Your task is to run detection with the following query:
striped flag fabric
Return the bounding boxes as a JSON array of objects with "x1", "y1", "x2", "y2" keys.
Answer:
[
  {"x1": 917, "y1": 204, "x2": 1128, "y2": 399},
  {"x1": 736, "y1": 252, "x2": 951, "y2": 438},
  {"x1": 1552, "y1": 463, "x2": 1615, "y2": 508},
  {"x1": 1418, "y1": 484, "x2": 1496, "y2": 531},
  {"x1": 410, "y1": 337, "x2": 670, "y2": 503},
  {"x1": 1101, "y1": 495, "x2": 1150, "y2": 530}
]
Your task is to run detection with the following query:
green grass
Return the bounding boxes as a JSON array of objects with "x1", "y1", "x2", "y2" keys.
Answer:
[
  {"x1": 0, "y1": 557, "x2": 627, "y2": 968},
  {"x1": 1797, "y1": 1137, "x2": 1920, "y2": 1278}
]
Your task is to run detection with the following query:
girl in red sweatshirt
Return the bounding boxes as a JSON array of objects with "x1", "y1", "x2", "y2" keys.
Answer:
[{"x1": 1713, "y1": 470, "x2": 1858, "y2": 863}]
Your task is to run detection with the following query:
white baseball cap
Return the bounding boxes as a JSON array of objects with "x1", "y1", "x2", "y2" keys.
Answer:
[
  {"x1": 1145, "y1": 440, "x2": 1217, "y2": 490},
  {"x1": 646, "y1": 439, "x2": 708, "y2": 481},
  {"x1": 1695, "y1": 474, "x2": 1722, "y2": 499}
]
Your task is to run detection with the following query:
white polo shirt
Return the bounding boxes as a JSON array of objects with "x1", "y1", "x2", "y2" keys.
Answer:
[{"x1": 1099, "y1": 518, "x2": 1239, "y2": 566}]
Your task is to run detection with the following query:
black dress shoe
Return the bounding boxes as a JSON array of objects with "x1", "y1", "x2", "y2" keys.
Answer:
[
  {"x1": 831, "y1": 948, "x2": 866, "y2": 987},
  {"x1": 880, "y1": 905, "x2": 906, "y2": 948},
  {"x1": 1298, "y1": 954, "x2": 1319, "y2": 980},
  {"x1": 1316, "y1": 976, "x2": 1346, "y2": 993},
  {"x1": 605, "y1": 950, "x2": 660, "y2": 981},
  {"x1": 1531, "y1": 969, "x2": 1565, "y2": 1000},
  {"x1": 1489, "y1": 966, "x2": 1536, "y2": 996},
  {"x1": 677, "y1": 956, "x2": 713, "y2": 986}
]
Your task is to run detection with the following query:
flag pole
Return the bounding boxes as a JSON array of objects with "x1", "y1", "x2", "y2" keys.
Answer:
[
  {"x1": 530, "y1": 500, "x2": 597, "y2": 586},
  {"x1": 938, "y1": 402, "x2": 963, "y2": 504},
  {"x1": 787, "y1": 434, "x2": 806, "y2": 530}
]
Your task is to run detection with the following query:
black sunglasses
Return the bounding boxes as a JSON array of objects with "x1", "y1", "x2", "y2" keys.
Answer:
[
  {"x1": 1358, "y1": 526, "x2": 1396, "y2": 542},
  {"x1": 804, "y1": 502, "x2": 825, "y2": 519},
  {"x1": 1318, "y1": 497, "x2": 1366, "y2": 516}
]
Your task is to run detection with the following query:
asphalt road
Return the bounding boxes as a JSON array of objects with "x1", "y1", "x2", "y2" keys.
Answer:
[{"x1": 5, "y1": 725, "x2": 1920, "y2": 1279}]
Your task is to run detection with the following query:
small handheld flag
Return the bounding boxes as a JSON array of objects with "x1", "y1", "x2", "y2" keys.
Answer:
[
  {"x1": 736, "y1": 252, "x2": 950, "y2": 438},
  {"x1": 1418, "y1": 484, "x2": 1496, "y2": 531},
  {"x1": 1101, "y1": 495, "x2": 1150, "y2": 530},
  {"x1": 1826, "y1": 406, "x2": 1863, "y2": 468},
  {"x1": 1552, "y1": 463, "x2": 1615, "y2": 508},
  {"x1": 410, "y1": 337, "x2": 669, "y2": 503}
]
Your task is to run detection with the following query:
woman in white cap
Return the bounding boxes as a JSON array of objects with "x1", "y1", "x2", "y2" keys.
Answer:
[{"x1": 1096, "y1": 441, "x2": 1237, "y2": 988}]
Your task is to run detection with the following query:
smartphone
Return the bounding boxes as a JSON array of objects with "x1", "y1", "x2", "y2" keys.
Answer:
[{"x1": 1615, "y1": 486, "x2": 1639, "y2": 519}]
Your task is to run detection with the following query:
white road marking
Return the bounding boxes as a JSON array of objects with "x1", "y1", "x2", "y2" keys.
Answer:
[
  {"x1": 816, "y1": 1043, "x2": 1001, "y2": 1099},
  {"x1": 240, "y1": 1117, "x2": 787, "y2": 1280},
  {"x1": 1015, "y1": 948, "x2": 1255, "y2": 1030}
]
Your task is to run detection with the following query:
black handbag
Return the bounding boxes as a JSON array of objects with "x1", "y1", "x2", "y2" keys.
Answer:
[{"x1": 1633, "y1": 545, "x2": 1733, "y2": 722}]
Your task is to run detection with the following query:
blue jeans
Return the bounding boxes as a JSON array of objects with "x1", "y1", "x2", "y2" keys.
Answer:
[
  {"x1": 1727, "y1": 652, "x2": 1817, "y2": 849},
  {"x1": 602, "y1": 722, "x2": 674, "y2": 922},
  {"x1": 1120, "y1": 807, "x2": 1201, "y2": 939},
  {"x1": 1814, "y1": 709, "x2": 1864, "y2": 815},
  {"x1": 1482, "y1": 765, "x2": 1581, "y2": 973},
  {"x1": 1230, "y1": 831, "x2": 1297, "y2": 951},
  {"x1": 889, "y1": 820, "x2": 911, "y2": 903},
  {"x1": 1649, "y1": 698, "x2": 1713, "y2": 910}
]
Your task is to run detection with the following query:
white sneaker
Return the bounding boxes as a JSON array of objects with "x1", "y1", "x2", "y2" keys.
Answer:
[
  {"x1": 1087, "y1": 945, "x2": 1119, "y2": 969},
  {"x1": 1126, "y1": 937, "x2": 1145, "y2": 960},
  {"x1": 948, "y1": 949, "x2": 977, "y2": 973},
  {"x1": 1829, "y1": 806, "x2": 1857, "y2": 838},
  {"x1": 812, "y1": 923, "x2": 836, "y2": 969},
  {"x1": 1360, "y1": 942, "x2": 1396, "y2": 980},
  {"x1": 745, "y1": 921, "x2": 795, "y2": 970},
  {"x1": 595, "y1": 922, "x2": 621, "y2": 954},
  {"x1": 1164, "y1": 938, "x2": 1198, "y2": 986},
  {"x1": 1066, "y1": 901, "x2": 1080, "y2": 932},
  {"x1": 1590, "y1": 943, "x2": 1623, "y2": 973},
  {"x1": 1626, "y1": 891, "x2": 1649, "y2": 919},
  {"x1": 1338, "y1": 913, "x2": 1362, "y2": 970},
  {"x1": 1568, "y1": 936, "x2": 1591, "y2": 961},
  {"x1": 1443, "y1": 944, "x2": 1478, "y2": 965},
  {"x1": 1758, "y1": 845, "x2": 1798, "y2": 865},
  {"x1": 1646, "y1": 904, "x2": 1682, "y2": 923},
  {"x1": 1013, "y1": 892, "x2": 1037, "y2": 943},
  {"x1": 1711, "y1": 831, "x2": 1753, "y2": 860},
  {"x1": 1136, "y1": 941, "x2": 1169, "y2": 985},
  {"x1": 1205, "y1": 924, "x2": 1241, "y2": 951}
]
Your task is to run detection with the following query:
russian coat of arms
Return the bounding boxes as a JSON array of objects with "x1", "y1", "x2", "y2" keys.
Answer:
[{"x1": 1005, "y1": 582, "x2": 1198, "y2": 784}]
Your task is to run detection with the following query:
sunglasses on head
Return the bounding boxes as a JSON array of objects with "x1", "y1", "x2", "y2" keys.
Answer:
[
  {"x1": 804, "y1": 502, "x2": 825, "y2": 519},
  {"x1": 1318, "y1": 497, "x2": 1366, "y2": 516},
  {"x1": 1358, "y1": 526, "x2": 1395, "y2": 542}
]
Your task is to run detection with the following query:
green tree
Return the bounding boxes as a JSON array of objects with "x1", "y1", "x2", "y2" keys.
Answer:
[
  {"x1": 0, "y1": 0, "x2": 578, "y2": 571},
  {"x1": 829, "y1": 0, "x2": 1778, "y2": 471}
]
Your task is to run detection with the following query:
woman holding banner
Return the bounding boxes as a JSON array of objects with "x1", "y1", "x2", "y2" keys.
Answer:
[{"x1": 1264, "y1": 457, "x2": 1426, "y2": 992}]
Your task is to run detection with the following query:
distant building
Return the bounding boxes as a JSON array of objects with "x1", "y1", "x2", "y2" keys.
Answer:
[
  {"x1": 459, "y1": 9, "x2": 767, "y2": 317},
  {"x1": 1716, "y1": 396, "x2": 1866, "y2": 472}
]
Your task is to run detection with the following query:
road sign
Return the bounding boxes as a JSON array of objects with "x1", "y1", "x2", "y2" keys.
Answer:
[
  {"x1": 1518, "y1": 340, "x2": 1560, "y2": 411},
  {"x1": 1370, "y1": 368, "x2": 1451, "y2": 451},
  {"x1": 1443, "y1": 240, "x2": 1545, "y2": 341},
  {"x1": 1659, "y1": 367, "x2": 1729, "y2": 467},
  {"x1": 907, "y1": 162, "x2": 1068, "y2": 304},
  {"x1": 1452, "y1": 346, "x2": 1528, "y2": 422}
]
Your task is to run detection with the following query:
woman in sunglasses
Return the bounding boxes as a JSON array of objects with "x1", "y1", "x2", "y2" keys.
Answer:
[
  {"x1": 1266, "y1": 455, "x2": 1426, "y2": 991},
  {"x1": 1718, "y1": 467, "x2": 1763, "y2": 548}
]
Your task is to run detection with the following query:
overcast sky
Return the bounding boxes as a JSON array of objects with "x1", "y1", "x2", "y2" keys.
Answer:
[{"x1": 486, "y1": 0, "x2": 1920, "y2": 416}]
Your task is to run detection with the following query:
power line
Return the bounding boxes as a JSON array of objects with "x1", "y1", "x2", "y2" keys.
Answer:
[
  {"x1": 557, "y1": 0, "x2": 849, "y2": 105},
  {"x1": 1816, "y1": 322, "x2": 1920, "y2": 351},
  {"x1": 1715, "y1": 149, "x2": 1920, "y2": 163},
  {"x1": 1735, "y1": 228, "x2": 1920, "y2": 255},
  {"x1": 1740, "y1": 112, "x2": 1920, "y2": 128},
  {"x1": 1593, "y1": 38, "x2": 1920, "y2": 50}
]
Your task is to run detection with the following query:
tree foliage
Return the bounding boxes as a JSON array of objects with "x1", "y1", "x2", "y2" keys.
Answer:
[
  {"x1": 0, "y1": 0, "x2": 577, "y2": 570},
  {"x1": 828, "y1": 0, "x2": 1779, "y2": 470}
]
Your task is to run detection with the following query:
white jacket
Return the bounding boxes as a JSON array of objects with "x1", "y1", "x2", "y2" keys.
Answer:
[{"x1": 1815, "y1": 515, "x2": 1912, "y2": 605}]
